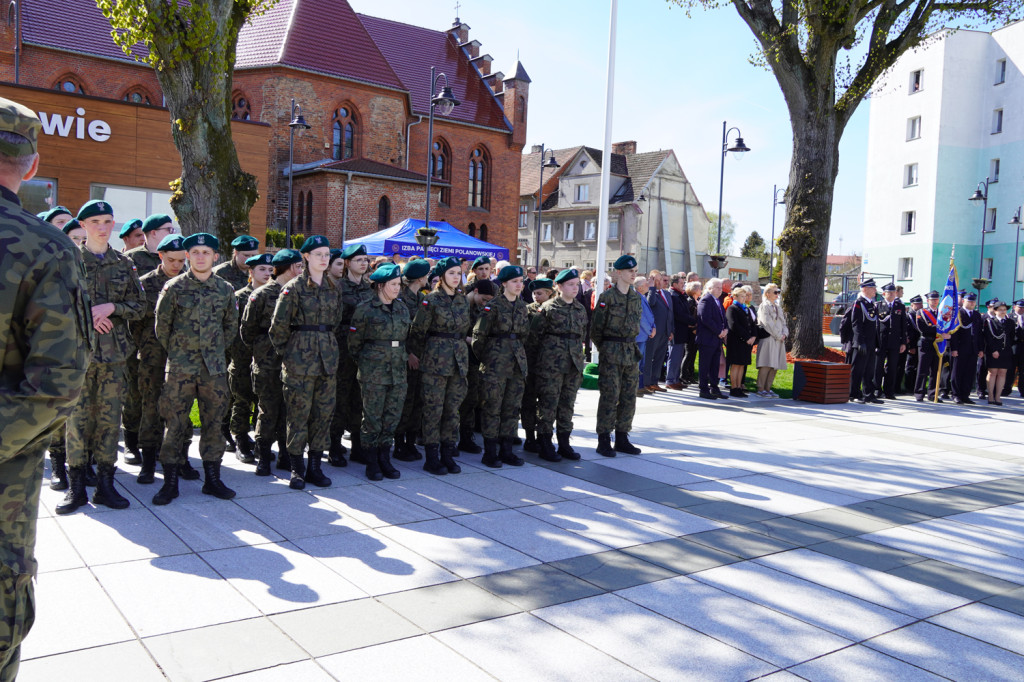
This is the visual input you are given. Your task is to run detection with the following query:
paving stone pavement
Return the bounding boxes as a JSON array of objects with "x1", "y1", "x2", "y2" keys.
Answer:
[{"x1": 22, "y1": 388, "x2": 1024, "y2": 681}]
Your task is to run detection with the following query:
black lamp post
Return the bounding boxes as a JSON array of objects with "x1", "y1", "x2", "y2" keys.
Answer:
[
  {"x1": 969, "y1": 178, "x2": 992, "y2": 289},
  {"x1": 714, "y1": 120, "x2": 750, "y2": 275},
  {"x1": 533, "y1": 145, "x2": 559, "y2": 269},
  {"x1": 414, "y1": 226, "x2": 440, "y2": 259},
  {"x1": 286, "y1": 99, "x2": 311, "y2": 244},
  {"x1": 769, "y1": 185, "x2": 786, "y2": 284},
  {"x1": 424, "y1": 66, "x2": 460, "y2": 233},
  {"x1": 1010, "y1": 206, "x2": 1022, "y2": 302}
]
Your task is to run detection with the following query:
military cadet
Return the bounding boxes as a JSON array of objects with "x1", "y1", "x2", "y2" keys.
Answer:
[
  {"x1": 152, "y1": 232, "x2": 238, "y2": 505},
  {"x1": 590, "y1": 256, "x2": 643, "y2": 457},
  {"x1": 530, "y1": 269, "x2": 588, "y2": 461},
  {"x1": 132, "y1": 234, "x2": 189, "y2": 485},
  {"x1": 468, "y1": 255, "x2": 492, "y2": 283},
  {"x1": 57, "y1": 200, "x2": 145, "y2": 515},
  {"x1": 229, "y1": 253, "x2": 273, "y2": 464},
  {"x1": 241, "y1": 249, "x2": 302, "y2": 476},
  {"x1": 394, "y1": 258, "x2": 431, "y2": 462},
  {"x1": 872, "y1": 283, "x2": 907, "y2": 400},
  {"x1": 119, "y1": 218, "x2": 146, "y2": 251},
  {"x1": 333, "y1": 243, "x2": 373, "y2": 466},
  {"x1": 269, "y1": 235, "x2": 339, "y2": 490},
  {"x1": 458, "y1": 278, "x2": 495, "y2": 454},
  {"x1": 408, "y1": 257, "x2": 471, "y2": 475},
  {"x1": 915, "y1": 290, "x2": 949, "y2": 402},
  {"x1": 951, "y1": 292, "x2": 983, "y2": 404},
  {"x1": 41, "y1": 205, "x2": 73, "y2": 230},
  {"x1": 327, "y1": 248, "x2": 345, "y2": 285},
  {"x1": 521, "y1": 277, "x2": 553, "y2": 453},
  {"x1": 349, "y1": 263, "x2": 412, "y2": 481},
  {"x1": 472, "y1": 265, "x2": 529, "y2": 468},
  {"x1": 61, "y1": 218, "x2": 86, "y2": 247},
  {"x1": 126, "y1": 213, "x2": 174, "y2": 276},
  {"x1": 904, "y1": 294, "x2": 923, "y2": 394},
  {"x1": 0, "y1": 98, "x2": 92, "y2": 682}
]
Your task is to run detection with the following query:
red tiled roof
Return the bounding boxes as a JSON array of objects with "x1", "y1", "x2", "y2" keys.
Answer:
[
  {"x1": 826, "y1": 254, "x2": 862, "y2": 265},
  {"x1": 21, "y1": 0, "x2": 148, "y2": 63}
]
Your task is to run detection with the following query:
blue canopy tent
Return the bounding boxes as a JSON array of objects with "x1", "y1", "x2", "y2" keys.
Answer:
[{"x1": 343, "y1": 219, "x2": 509, "y2": 261}]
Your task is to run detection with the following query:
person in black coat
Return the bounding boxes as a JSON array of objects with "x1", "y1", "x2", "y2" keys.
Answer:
[
  {"x1": 725, "y1": 287, "x2": 755, "y2": 398},
  {"x1": 696, "y1": 278, "x2": 728, "y2": 399},
  {"x1": 903, "y1": 295, "x2": 922, "y2": 394},
  {"x1": 644, "y1": 271, "x2": 673, "y2": 391},
  {"x1": 1006, "y1": 299, "x2": 1024, "y2": 397},
  {"x1": 665, "y1": 274, "x2": 694, "y2": 389},
  {"x1": 915, "y1": 290, "x2": 949, "y2": 401},
  {"x1": 983, "y1": 299, "x2": 1015, "y2": 404},
  {"x1": 950, "y1": 293, "x2": 983, "y2": 404},
  {"x1": 682, "y1": 282, "x2": 699, "y2": 384},
  {"x1": 846, "y1": 279, "x2": 883, "y2": 403},
  {"x1": 873, "y1": 282, "x2": 907, "y2": 400}
]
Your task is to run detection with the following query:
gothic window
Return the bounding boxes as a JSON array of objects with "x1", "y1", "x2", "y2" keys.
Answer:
[
  {"x1": 232, "y1": 92, "x2": 251, "y2": 121},
  {"x1": 54, "y1": 75, "x2": 84, "y2": 95},
  {"x1": 378, "y1": 196, "x2": 391, "y2": 230},
  {"x1": 122, "y1": 87, "x2": 153, "y2": 105},
  {"x1": 479, "y1": 224, "x2": 488, "y2": 242},
  {"x1": 305, "y1": 192, "x2": 313, "y2": 231},
  {"x1": 468, "y1": 147, "x2": 489, "y2": 209},
  {"x1": 332, "y1": 106, "x2": 357, "y2": 160},
  {"x1": 468, "y1": 222, "x2": 476, "y2": 238},
  {"x1": 432, "y1": 138, "x2": 451, "y2": 205},
  {"x1": 296, "y1": 191, "x2": 304, "y2": 230},
  {"x1": 515, "y1": 96, "x2": 525, "y2": 123}
]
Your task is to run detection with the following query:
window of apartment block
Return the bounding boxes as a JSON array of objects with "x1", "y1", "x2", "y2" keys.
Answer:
[
  {"x1": 904, "y1": 163, "x2": 919, "y2": 187},
  {"x1": 584, "y1": 261, "x2": 595, "y2": 270},
  {"x1": 519, "y1": 203, "x2": 528, "y2": 228},
  {"x1": 984, "y1": 258, "x2": 994, "y2": 279},
  {"x1": 991, "y1": 158, "x2": 1000, "y2": 182},
  {"x1": 563, "y1": 222, "x2": 575, "y2": 241},
  {"x1": 1018, "y1": 257, "x2": 1024, "y2": 282},
  {"x1": 901, "y1": 211, "x2": 916, "y2": 234},
  {"x1": 996, "y1": 59, "x2": 1007, "y2": 85},
  {"x1": 541, "y1": 222, "x2": 552, "y2": 242},
  {"x1": 906, "y1": 116, "x2": 921, "y2": 140},
  {"x1": 608, "y1": 219, "x2": 620, "y2": 240},
  {"x1": 898, "y1": 257, "x2": 914, "y2": 279},
  {"x1": 993, "y1": 109, "x2": 1004, "y2": 134},
  {"x1": 986, "y1": 207, "x2": 997, "y2": 232},
  {"x1": 563, "y1": 261, "x2": 574, "y2": 269},
  {"x1": 584, "y1": 220, "x2": 596, "y2": 240},
  {"x1": 909, "y1": 69, "x2": 923, "y2": 93},
  {"x1": 575, "y1": 184, "x2": 589, "y2": 202}
]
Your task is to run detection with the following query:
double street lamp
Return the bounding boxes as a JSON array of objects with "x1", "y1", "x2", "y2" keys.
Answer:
[
  {"x1": 769, "y1": 185, "x2": 786, "y2": 284},
  {"x1": 286, "y1": 99, "x2": 310, "y2": 243},
  {"x1": 420, "y1": 66, "x2": 460, "y2": 255},
  {"x1": 969, "y1": 178, "x2": 993, "y2": 290},
  {"x1": 714, "y1": 121, "x2": 751, "y2": 275},
  {"x1": 533, "y1": 145, "x2": 559, "y2": 269}
]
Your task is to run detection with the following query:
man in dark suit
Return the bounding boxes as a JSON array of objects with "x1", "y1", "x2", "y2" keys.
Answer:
[
  {"x1": 873, "y1": 282, "x2": 907, "y2": 400},
  {"x1": 643, "y1": 270, "x2": 672, "y2": 392},
  {"x1": 1006, "y1": 299, "x2": 1024, "y2": 397},
  {"x1": 915, "y1": 290, "x2": 948, "y2": 401},
  {"x1": 847, "y1": 279, "x2": 883, "y2": 404},
  {"x1": 666, "y1": 274, "x2": 694, "y2": 389},
  {"x1": 696, "y1": 278, "x2": 728, "y2": 399},
  {"x1": 951, "y1": 293, "x2": 983, "y2": 404}
]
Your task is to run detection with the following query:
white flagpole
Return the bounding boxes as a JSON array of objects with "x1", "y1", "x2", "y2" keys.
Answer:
[{"x1": 594, "y1": 0, "x2": 618, "y2": 282}]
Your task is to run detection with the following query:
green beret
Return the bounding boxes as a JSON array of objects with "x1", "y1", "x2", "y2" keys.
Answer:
[
  {"x1": 245, "y1": 253, "x2": 273, "y2": 268},
  {"x1": 142, "y1": 213, "x2": 173, "y2": 233},
  {"x1": 0, "y1": 96, "x2": 41, "y2": 157},
  {"x1": 471, "y1": 256, "x2": 490, "y2": 270},
  {"x1": 43, "y1": 206, "x2": 72, "y2": 223},
  {"x1": 529, "y1": 278, "x2": 553, "y2": 292},
  {"x1": 403, "y1": 258, "x2": 431, "y2": 280},
  {"x1": 341, "y1": 243, "x2": 367, "y2": 259},
  {"x1": 369, "y1": 262, "x2": 401, "y2": 283},
  {"x1": 433, "y1": 256, "x2": 461, "y2": 278},
  {"x1": 497, "y1": 264, "x2": 524, "y2": 283},
  {"x1": 182, "y1": 232, "x2": 219, "y2": 251},
  {"x1": 613, "y1": 254, "x2": 637, "y2": 270},
  {"x1": 157, "y1": 234, "x2": 186, "y2": 252},
  {"x1": 300, "y1": 235, "x2": 329, "y2": 253},
  {"x1": 555, "y1": 268, "x2": 579, "y2": 284},
  {"x1": 271, "y1": 249, "x2": 301, "y2": 267},
  {"x1": 77, "y1": 199, "x2": 114, "y2": 221},
  {"x1": 119, "y1": 219, "x2": 143, "y2": 239},
  {"x1": 329, "y1": 249, "x2": 343, "y2": 264},
  {"x1": 231, "y1": 235, "x2": 260, "y2": 251},
  {"x1": 61, "y1": 218, "x2": 81, "y2": 235}
]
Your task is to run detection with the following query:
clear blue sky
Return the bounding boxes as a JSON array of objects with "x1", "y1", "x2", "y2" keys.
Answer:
[{"x1": 350, "y1": 0, "x2": 868, "y2": 257}]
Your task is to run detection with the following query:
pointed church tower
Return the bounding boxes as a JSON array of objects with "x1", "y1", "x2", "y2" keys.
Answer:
[{"x1": 502, "y1": 61, "x2": 530, "y2": 150}]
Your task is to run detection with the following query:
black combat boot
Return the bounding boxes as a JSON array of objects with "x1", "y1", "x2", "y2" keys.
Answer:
[
  {"x1": 92, "y1": 464, "x2": 130, "y2": 509},
  {"x1": 222, "y1": 423, "x2": 236, "y2": 451},
  {"x1": 614, "y1": 430, "x2": 642, "y2": 455},
  {"x1": 394, "y1": 432, "x2": 422, "y2": 462},
  {"x1": 440, "y1": 442, "x2": 462, "y2": 474},
  {"x1": 523, "y1": 429, "x2": 539, "y2": 453},
  {"x1": 124, "y1": 430, "x2": 141, "y2": 465},
  {"x1": 409, "y1": 432, "x2": 426, "y2": 458},
  {"x1": 364, "y1": 446, "x2": 383, "y2": 481},
  {"x1": 349, "y1": 432, "x2": 367, "y2": 465},
  {"x1": 556, "y1": 432, "x2": 581, "y2": 461},
  {"x1": 499, "y1": 437, "x2": 525, "y2": 466},
  {"x1": 596, "y1": 432, "x2": 615, "y2": 457},
  {"x1": 55, "y1": 466, "x2": 88, "y2": 514},
  {"x1": 304, "y1": 452, "x2": 332, "y2": 487},
  {"x1": 288, "y1": 453, "x2": 306, "y2": 490},
  {"x1": 457, "y1": 427, "x2": 482, "y2": 454},
  {"x1": 423, "y1": 444, "x2": 447, "y2": 476},
  {"x1": 84, "y1": 454, "x2": 98, "y2": 486},
  {"x1": 152, "y1": 462, "x2": 179, "y2": 506},
  {"x1": 327, "y1": 439, "x2": 348, "y2": 467},
  {"x1": 179, "y1": 441, "x2": 200, "y2": 480},
  {"x1": 276, "y1": 437, "x2": 291, "y2": 471},
  {"x1": 482, "y1": 438, "x2": 502, "y2": 468},
  {"x1": 254, "y1": 439, "x2": 273, "y2": 477},
  {"x1": 378, "y1": 444, "x2": 401, "y2": 480},
  {"x1": 49, "y1": 453, "x2": 69, "y2": 491},
  {"x1": 235, "y1": 432, "x2": 255, "y2": 464},
  {"x1": 537, "y1": 434, "x2": 560, "y2": 463},
  {"x1": 202, "y1": 460, "x2": 237, "y2": 499},
  {"x1": 137, "y1": 447, "x2": 158, "y2": 485}
]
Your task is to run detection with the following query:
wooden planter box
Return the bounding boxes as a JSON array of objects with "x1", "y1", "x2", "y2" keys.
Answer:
[
  {"x1": 822, "y1": 315, "x2": 835, "y2": 335},
  {"x1": 792, "y1": 360, "x2": 851, "y2": 404}
]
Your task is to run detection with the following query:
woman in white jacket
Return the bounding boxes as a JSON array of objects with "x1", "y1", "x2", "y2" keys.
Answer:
[{"x1": 755, "y1": 283, "x2": 788, "y2": 397}]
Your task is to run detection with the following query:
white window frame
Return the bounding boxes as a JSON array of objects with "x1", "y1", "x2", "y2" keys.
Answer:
[
  {"x1": 518, "y1": 203, "x2": 529, "y2": 228},
  {"x1": 563, "y1": 222, "x2": 575, "y2": 241},
  {"x1": 563, "y1": 261, "x2": 574, "y2": 269},
  {"x1": 983, "y1": 258, "x2": 994, "y2": 279},
  {"x1": 584, "y1": 261, "x2": 595, "y2": 270},
  {"x1": 574, "y1": 184, "x2": 589, "y2": 202},
  {"x1": 993, "y1": 109, "x2": 1004, "y2": 134},
  {"x1": 1017, "y1": 257, "x2": 1024, "y2": 282},
  {"x1": 904, "y1": 163, "x2": 919, "y2": 187},
  {"x1": 608, "y1": 218, "x2": 620, "y2": 240},
  {"x1": 901, "y1": 210, "x2": 916, "y2": 235},
  {"x1": 906, "y1": 116, "x2": 921, "y2": 141},
  {"x1": 583, "y1": 220, "x2": 596, "y2": 241},
  {"x1": 540, "y1": 222, "x2": 552, "y2": 242},
  {"x1": 996, "y1": 59, "x2": 1007, "y2": 85},
  {"x1": 991, "y1": 158, "x2": 1001, "y2": 182},
  {"x1": 986, "y1": 207, "x2": 997, "y2": 232},
  {"x1": 898, "y1": 257, "x2": 914, "y2": 280},
  {"x1": 909, "y1": 69, "x2": 923, "y2": 94}
]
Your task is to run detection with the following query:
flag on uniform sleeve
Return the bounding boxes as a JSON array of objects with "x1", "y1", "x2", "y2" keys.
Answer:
[{"x1": 934, "y1": 257, "x2": 960, "y2": 355}]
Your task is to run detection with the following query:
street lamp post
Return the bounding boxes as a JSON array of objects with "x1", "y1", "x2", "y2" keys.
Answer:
[
  {"x1": 286, "y1": 99, "x2": 310, "y2": 244},
  {"x1": 424, "y1": 66, "x2": 460, "y2": 234},
  {"x1": 1010, "y1": 207, "x2": 1022, "y2": 302},
  {"x1": 533, "y1": 145, "x2": 559, "y2": 269},
  {"x1": 638, "y1": 186, "x2": 657, "y2": 273},
  {"x1": 714, "y1": 120, "x2": 751, "y2": 276},
  {"x1": 769, "y1": 185, "x2": 786, "y2": 284},
  {"x1": 969, "y1": 178, "x2": 992, "y2": 290}
]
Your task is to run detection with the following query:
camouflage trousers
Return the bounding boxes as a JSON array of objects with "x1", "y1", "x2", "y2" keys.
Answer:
[
  {"x1": 137, "y1": 342, "x2": 167, "y2": 449},
  {"x1": 395, "y1": 368, "x2": 422, "y2": 439},
  {"x1": 0, "y1": 444, "x2": 43, "y2": 682},
  {"x1": 360, "y1": 381, "x2": 406, "y2": 448},
  {"x1": 283, "y1": 369, "x2": 336, "y2": 455},
  {"x1": 48, "y1": 426, "x2": 66, "y2": 459},
  {"x1": 67, "y1": 361, "x2": 126, "y2": 467},
  {"x1": 420, "y1": 372, "x2": 467, "y2": 445},
  {"x1": 159, "y1": 368, "x2": 228, "y2": 465},
  {"x1": 520, "y1": 369, "x2": 538, "y2": 433},
  {"x1": 122, "y1": 352, "x2": 141, "y2": 435},
  {"x1": 252, "y1": 363, "x2": 286, "y2": 447},
  {"x1": 537, "y1": 368, "x2": 583, "y2": 435},
  {"x1": 228, "y1": 360, "x2": 256, "y2": 437},
  {"x1": 596, "y1": 361, "x2": 638, "y2": 434},
  {"x1": 459, "y1": 362, "x2": 484, "y2": 427},
  {"x1": 331, "y1": 350, "x2": 361, "y2": 442},
  {"x1": 481, "y1": 369, "x2": 525, "y2": 440}
]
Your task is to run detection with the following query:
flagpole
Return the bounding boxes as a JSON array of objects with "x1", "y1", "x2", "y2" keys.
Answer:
[{"x1": 933, "y1": 246, "x2": 957, "y2": 403}]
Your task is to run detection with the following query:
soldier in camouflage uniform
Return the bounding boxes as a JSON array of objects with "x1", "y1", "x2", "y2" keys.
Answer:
[
  {"x1": 590, "y1": 255, "x2": 643, "y2": 457},
  {"x1": 58, "y1": 200, "x2": 145, "y2": 515},
  {"x1": 333, "y1": 244, "x2": 373, "y2": 466},
  {"x1": 349, "y1": 263, "x2": 411, "y2": 481},
  {"x1": 393, "y1": 259, "x2": 431, "y2": 462},
  {"x1": 132, "y1": 234, "x2": 188, "y2": 486},
  {"x1": 119, "y1": 218, "x2": 146, "y2": 252},
  {"x1": 531, "y1": 269, "x2": 588, "y2": 462},
  {"x1": 408, "y1": 257, "x2": 471, "y2": 475},
  {"x1": 458, "y1": 272, "x2": 496, "y2": 454},
  {"x1": 472, "y1": 265, "x2": 529, "y2": 468},
  {"x1": 152, "y1": 233, "x2": 238, "y2": 506},
  {"x1": 40, "y1": 204, "x2": 72, "y2": 230},
  {"x1": 521, "y1": 278, "x2": 553, "y2": 453},
  {"x1": 269, "y1": 236, "x2": 339, "y2": 490},
  {"x1": 241, "y1": 249, "x2": 302, "y2": 476},
  {"x1": 228, "y1": 254, "x2": 272, "y2": 463},
  {"x1": 0, "y1": 99, "x2": 92, "y2": 682}
]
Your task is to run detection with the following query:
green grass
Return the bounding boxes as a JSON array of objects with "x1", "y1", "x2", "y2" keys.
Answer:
[{"x1": 743, "y1": 363, "x2": 794, "y2": 398}]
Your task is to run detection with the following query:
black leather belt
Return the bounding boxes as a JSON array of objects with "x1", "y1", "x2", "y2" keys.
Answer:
[
  {"x1": 429, "y1": 332, "x2": 462, "y2": 339},
  {"x1": 291, "y1": 324, "x2": 331, "y2": 332},
  {"x1": 548, "y1": 333, "x2": 581, "y2": 340},
  {"x1": 602, "y1": 336, "x2": 631, "y2": 342},
  {"x1": 490, "y1": 333, "x2": 519, "y2": 339},
  {"x1": 366, "y1": 339, "x2": 405, "y2": 347}
]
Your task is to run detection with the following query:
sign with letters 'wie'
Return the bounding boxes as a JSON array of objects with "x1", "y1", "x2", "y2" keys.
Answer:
[{"x1": 38, "y1": 107, "x2": 111, "y2": 142}]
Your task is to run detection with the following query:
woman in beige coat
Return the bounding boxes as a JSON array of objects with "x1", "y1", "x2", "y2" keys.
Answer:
[{"x1": 756, "y1": 283, "x2": 788, "y2": 397}]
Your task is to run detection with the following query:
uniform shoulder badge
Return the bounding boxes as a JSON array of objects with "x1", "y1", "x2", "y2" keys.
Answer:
[
  {"x1": 249, "y1": 294, "x2": 257, "y2": 302},
  {"x1": 483, "y1": 306, "x2": 491, "y2": 312},
  {"x1": 422, "y1": 300, "x2": 429, "y2": 306},
  {"x1": 349, "y1": 326, "x2": 357, "y2": 332},
  {"x1": 599, "y1": 301, "x2": 607, "y2": 308}
]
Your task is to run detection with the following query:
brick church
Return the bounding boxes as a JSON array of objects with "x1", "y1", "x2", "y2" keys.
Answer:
[{"x1": 0, "y1": 0, "x2": 528, "y2": 253}]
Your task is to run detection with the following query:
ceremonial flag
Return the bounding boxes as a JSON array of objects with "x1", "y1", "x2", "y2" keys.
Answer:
[{"x1": 935, "y1": 255, "x2": 960, "y2": 355}]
